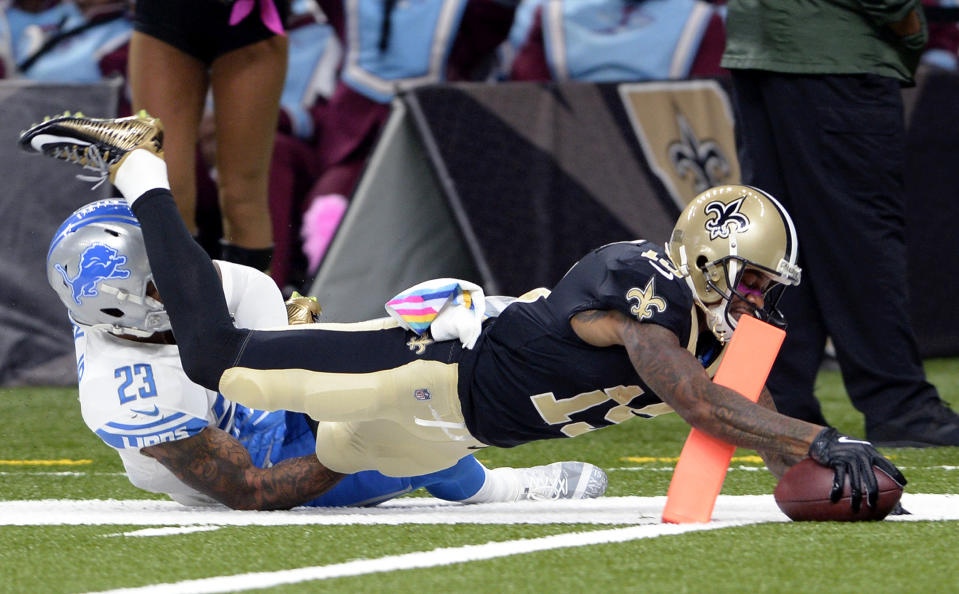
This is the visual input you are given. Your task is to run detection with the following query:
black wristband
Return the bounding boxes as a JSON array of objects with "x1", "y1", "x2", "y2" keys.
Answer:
[{"x1": 807, "y1": 426, "x2": 838, "y2": 462}]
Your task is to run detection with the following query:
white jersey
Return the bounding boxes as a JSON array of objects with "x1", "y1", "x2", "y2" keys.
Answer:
[{"x1": 74, "y1": 261, "x2": 287, "y2": 505}]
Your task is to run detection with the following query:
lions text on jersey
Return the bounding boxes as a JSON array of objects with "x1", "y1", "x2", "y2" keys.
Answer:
[{"x1": 75, "y1": 261, "x2": 289, "y2": 505}]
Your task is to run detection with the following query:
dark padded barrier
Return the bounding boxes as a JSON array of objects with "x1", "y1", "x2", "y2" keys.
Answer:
[
  {"x1": 404, "y1": 80, "x2": 739, "y2": 296},
  {"x1": 404, "y1": 83, "x2": 734, "y2": 295},
  {"x1": 314, "y1": 75, "x2": 959, "y2": 358},
  {"x1": 311, "y1": 79, "x2": 738, "y2": 320},
  {"x1": 0, "y1": 80, "x2": 119, "y2": 386}
]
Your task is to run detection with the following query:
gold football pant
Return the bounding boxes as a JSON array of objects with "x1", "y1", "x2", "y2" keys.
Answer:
[{"x1": 218, "y1": 318, "x2": 486, "y2": 476}]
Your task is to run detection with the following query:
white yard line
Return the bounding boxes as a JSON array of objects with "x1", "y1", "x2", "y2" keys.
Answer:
[
  {"x1": 67, "y1": 493, "x2": 958, "y2": 594},
  {"x1": 0, "y1": 495, "x2": 777, "y2": 527},
  {"x1": 1, "y1": 494, "x2": 956, "y2": 527},
  {"x1": 1, "y1": 494, "x2": 953, "y2": 593},
  {"x1": 103, "y1": 526, "x2": 222, "y2": 538},
  {"x1": 86, "y1": 522, "x2": 748, "y2": 594}
]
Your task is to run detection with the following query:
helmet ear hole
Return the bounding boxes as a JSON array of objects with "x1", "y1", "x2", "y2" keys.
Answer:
[
  {"x1": 100, "y1": 308, "x2": 124, "y2": 319},
  {"x1": 695, "y1": 255, "x2": 708, "y2": 271}
]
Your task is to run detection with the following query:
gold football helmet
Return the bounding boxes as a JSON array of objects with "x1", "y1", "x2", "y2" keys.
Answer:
[{"x1": 666, "y1": 185, "x2": 801, "y2": 342}]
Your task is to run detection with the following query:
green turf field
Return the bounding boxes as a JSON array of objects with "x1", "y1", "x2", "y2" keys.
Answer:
[{"x1": 2, "y1": 359, "x2": 958, "y2": 593}]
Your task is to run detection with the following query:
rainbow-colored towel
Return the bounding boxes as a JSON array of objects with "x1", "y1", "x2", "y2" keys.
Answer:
[{"x1": 385, "y1": 278, "x2": 486, "y2": 348}]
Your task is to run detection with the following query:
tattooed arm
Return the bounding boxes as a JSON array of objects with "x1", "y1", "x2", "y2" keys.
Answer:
[
  {"x1": 571, "y1": 309, "x2": 818, "y2": 477},
  {"x1": 755, "y1": 387, "x2": 795, "y2": 478},
  {"x1": 141, "y1": 427, "x2": 345, "y2": 510}
]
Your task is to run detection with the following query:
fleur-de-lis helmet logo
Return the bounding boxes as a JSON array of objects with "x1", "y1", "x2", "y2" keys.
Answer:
[{"x1": 703, "y1": 197, "x2": 750, "y2": 239}]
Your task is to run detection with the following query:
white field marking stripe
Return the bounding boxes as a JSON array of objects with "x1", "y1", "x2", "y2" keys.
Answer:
[
  {"x1": 7, "y1": 466, "x2": 955, "y2": 477},
  {"x1": 4, "y1": 494, "x2": 958, "y2": 528},
  {"x1": 81, "y1": 492, "x2": 959, "y2": 594},
  {"x1": 1, "y1": 496, "x2": 680, "y2": 526},
  {"x1": 87, "y1": 522, "x2": 751, "y2": 594},
  {"x1": 104, "y1": 526, "x2": 221, "y2": 538}
]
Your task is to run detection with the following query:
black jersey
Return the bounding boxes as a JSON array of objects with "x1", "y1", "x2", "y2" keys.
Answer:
[{"x1": 458, "y1": 241, "x2": 724, "y2": 447}]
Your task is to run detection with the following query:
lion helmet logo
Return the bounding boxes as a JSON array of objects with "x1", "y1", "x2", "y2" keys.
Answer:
[{"x1": 55, "y1": 243, "x2": 131, "y2": 305}]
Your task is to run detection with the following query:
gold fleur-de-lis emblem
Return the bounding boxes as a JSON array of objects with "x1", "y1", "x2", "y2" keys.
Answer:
[
  {"x1": 668, "y1": 112, "x2": 732, "y2": 194},
  {"x1": 626, "y1": 278, "x2": 666, "y2": 321},
  {"x1": 407, "y1": 335, "x2": 434, "y2": 355}
]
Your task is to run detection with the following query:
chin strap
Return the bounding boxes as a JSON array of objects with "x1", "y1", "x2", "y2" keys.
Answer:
[
  {"x1": 704, "y1": 301, "x2": 734, "y2": 343},
  {"x1": 673, "y1": 242, "x2": 738, "y2": 343}
]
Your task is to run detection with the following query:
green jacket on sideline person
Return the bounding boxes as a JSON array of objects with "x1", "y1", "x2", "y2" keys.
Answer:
[{"x1": 721, "y1": 0, "x2": 929, "y2": 83}]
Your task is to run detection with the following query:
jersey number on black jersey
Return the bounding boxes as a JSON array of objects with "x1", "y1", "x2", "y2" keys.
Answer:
[{"x1": 531, "y1": 385, "x2": 670, "y2": 437}]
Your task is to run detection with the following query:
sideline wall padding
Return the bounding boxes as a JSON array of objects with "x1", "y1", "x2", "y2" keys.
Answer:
[
  {"x1": 0, "y1": 81, "x2": 119, "y2": 386},
  {"x1": 312, "y1": 75, "x2": 959, "y2": 358}
]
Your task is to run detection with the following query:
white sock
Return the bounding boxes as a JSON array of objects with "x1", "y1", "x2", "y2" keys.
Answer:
[
  {"x1": 113, "y1": 149, "x2": 170, "y2": 206},
  {"x1": 461, "y1": 466, "x2": 523, "y2": 503}
]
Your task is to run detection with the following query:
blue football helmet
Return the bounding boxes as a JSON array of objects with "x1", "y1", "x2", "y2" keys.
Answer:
[{"x1": 47, "y1": 199, "x2": 170, "y2": 337}]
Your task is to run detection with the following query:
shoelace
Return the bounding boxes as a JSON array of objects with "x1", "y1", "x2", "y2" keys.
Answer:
[
  {"x1": 525, "y1": 467, "x2": 569, "y2": 501},
  {"x1": 52, "y1": 144, "x2": 110, "y2": 189}
]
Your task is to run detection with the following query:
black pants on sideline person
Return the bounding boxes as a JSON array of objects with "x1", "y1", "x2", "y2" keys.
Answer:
[{"x1": 730, "y1": 69, "x2": 941, "y2": 435}]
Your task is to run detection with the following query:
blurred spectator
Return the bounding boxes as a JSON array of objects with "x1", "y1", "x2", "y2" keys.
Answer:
[
  {"x1": 297, "y1": 0, "x2": 517, "y2": 281},
  {"x1": 269, "y1": 0, "x2": 341, "y2": 290},
  {"x1": 2, "y1": 0, "x2": 80, "y2": 72},
  {"x1": 922, "y1": 0, "x2": 959, "y2": 70},
  {"x1": 16, "y1": 0, "x2": 132, "y2": 114},
  {"x1": 722, "y1": 1, "x2": 959, "y2": 447},
  {"x1": 490, "y1": 0, "x2": 545, "y2": 80},
  {"x1": 0, "y1": 9, "x2": 11, "y2": 78},
  {"x1": 128, "y1": 0, "x2": 291, "y2": 273},
  {"x1": 508, "y1": 0, "x2": 727, "y2": 82}
]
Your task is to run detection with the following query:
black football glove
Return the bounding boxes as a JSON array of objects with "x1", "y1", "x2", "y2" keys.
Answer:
[{"x1": 807, "y1": 427, "x2": 907, "y2": 512}]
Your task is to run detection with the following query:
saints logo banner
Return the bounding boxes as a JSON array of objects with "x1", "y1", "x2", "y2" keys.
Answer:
[{"x1": 619, "y1": 80, "x2": 740, "y2": 210}]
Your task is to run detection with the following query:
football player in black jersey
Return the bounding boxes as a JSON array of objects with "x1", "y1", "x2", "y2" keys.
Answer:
[{"x1": 21, "y1": 113, "x2": 905, "y2": 512}]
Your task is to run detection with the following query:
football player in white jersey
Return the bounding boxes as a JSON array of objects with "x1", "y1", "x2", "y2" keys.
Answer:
[{"x1": 48, "y1": 199, "x2": 609, "y2": 509}]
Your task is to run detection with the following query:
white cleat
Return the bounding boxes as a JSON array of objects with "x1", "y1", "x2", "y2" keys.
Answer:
[{"x1": 516, "y1": 461, "x2": 608, "y2": 501}]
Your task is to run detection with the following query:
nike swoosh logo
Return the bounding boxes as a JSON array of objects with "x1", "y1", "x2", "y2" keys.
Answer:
[
  {"x1": 467, "y1": 445, "x2": 487, "y2": 450},
  {"x1": 131, "y1": 405, "x2": 160, "y2": 417},
  {"x1": 837, "y1": 436, "x2": 870, "y2": 445},
  {"x1": 30, "y1": 134, "x2": 91, "y2": 152}
]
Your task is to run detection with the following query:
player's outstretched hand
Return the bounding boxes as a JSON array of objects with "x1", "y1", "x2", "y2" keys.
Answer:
[{"x1": 807, "y1": 427, "x2": 907, "y2": 512}]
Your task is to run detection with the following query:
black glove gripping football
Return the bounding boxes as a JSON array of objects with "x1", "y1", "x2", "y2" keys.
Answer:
[{"x1": 807, "y1": 427, "x2": 907, "y2": 512}]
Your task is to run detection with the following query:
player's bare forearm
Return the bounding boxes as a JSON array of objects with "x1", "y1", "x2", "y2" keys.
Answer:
[
  {"x1": 141, "y1": 427, "x2": 344, "y2": 510},
  {"x1": 754, "y1": 387, "x2": 800, "y2": 478},
  {"x1": 620, "y1": 319, "x2": 821, "y2": 463}
]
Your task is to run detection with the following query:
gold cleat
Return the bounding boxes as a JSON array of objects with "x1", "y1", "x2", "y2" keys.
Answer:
[
  {"x1": 285, "y1": 292, "x2": 322, "y2": 325},
  {"x1": 18, "y1": 110, "x2": 163, "y2": 188}
]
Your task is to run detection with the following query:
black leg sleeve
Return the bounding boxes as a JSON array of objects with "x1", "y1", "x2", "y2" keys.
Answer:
[{"x1": 131, "y1": 189, "x2": 247, "y2": 390}]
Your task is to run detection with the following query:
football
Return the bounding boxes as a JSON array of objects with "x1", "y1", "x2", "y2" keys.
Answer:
[{"x1": 774, "y1": 457, "x2": 903, "y2": 521}]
